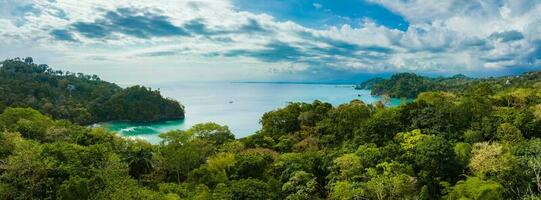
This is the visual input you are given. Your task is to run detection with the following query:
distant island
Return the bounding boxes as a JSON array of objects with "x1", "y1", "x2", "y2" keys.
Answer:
[
  {"x1": 0, "y1": 57, "x2": 184, "y2": 124},
  {"x1": 357, "y1": 72, "x2": 537, "y2": 98}
]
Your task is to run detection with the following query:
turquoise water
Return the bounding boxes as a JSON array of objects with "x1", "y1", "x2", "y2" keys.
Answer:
[{"x1": 98, "y1": 83, "x2": 402, "y2": 143}]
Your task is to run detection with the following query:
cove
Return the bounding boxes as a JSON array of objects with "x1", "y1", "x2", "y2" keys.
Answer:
[{"x1": 97, "y1": 82, "x2": 404, "y2": 143}]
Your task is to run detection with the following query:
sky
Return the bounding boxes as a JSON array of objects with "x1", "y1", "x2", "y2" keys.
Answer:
[{"x1": 1, "y1": 0, "x2": 541, "y2": 84}]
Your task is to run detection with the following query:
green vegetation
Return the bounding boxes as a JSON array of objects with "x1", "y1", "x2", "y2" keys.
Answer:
[
  {"x1": 359, "y1": 72, "x2": 479, "y2": 98},
  {"x1": 0, "y1": 57, "x2": 184, "y2": 124},
  {"x1": 362, "y1": 71, "x2": 541, "y2": 98},
  {"x1": 3, "y1": 59, "x2": 541, "y2": 199},
  {"x1": 355, "y1": 73, "x2": 476, "y2": 98}
]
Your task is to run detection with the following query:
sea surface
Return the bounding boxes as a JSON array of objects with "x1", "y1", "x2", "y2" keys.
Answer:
[{"x1": 98, "y1": 82, "x2": 403, "y2": 143}]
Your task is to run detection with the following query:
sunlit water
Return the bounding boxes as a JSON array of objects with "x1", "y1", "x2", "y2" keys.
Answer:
[{"x1": 97, "y1": 82, "x2": 403, "y2": 143}]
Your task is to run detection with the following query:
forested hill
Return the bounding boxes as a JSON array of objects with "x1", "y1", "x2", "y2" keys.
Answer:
[
  {"x1": 357, "y1": 73, "x2": 476, "y2": 98},
  {"x1": 0, "y1": 57, "x2": 184, "y2": 124},
  {"x1": 358, "y1": 71, "x2": 541, "y2": 98}
]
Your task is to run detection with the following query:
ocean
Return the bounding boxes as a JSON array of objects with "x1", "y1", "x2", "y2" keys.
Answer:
[{"x1": 98, "y1": 82, "x2": 402, "y2": 143}]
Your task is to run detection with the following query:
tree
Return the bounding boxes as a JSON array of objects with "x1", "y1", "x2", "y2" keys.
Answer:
[
  {"x1": 124, "y1": 141, "x2": 154, "y2": 183},
  {"x1": 282, "y1": 171, "x2": 321, "y2": 200},
  {"x1": 454, "y1": 142, "x2": 472, "y2": 168},
  {"x1": 232, "y1": 148, "x2": 277, "y2": 179},
  {"x1": 193, "y1": 184, "x2": 212, "y2": 200},
  {"x1": 212, "y1": 183, "x2": 232, "y2": 200},
  {"x1": 328, "y1": 181, "x2": 362, "y2": 200},
  {"x1": 496, "y1": 123, "x2": 524, "y2": 143},
  {"x1": 319, "y1": 100, "x2": 372, "y2": 144},
  {"x1": 0, "y1": 107, "x2": 54, "y2": 140},
  {"x1": 355, "y1": 108, "x2": 404, "y2": 145},
  {"x1": 330, "y1": 153, "x2": 362, "y2": 182},
  {"x1": 464, "y1": 129, "x2": 483, "y2": 143},
  {"x1": 272, "y1": 151, "x2": 329, "y2": 189},
  {"x1": 446, "y1": 177, "x2": 504, "y2": 200},
  {"x1": 189, "y1": 122, "x2": 235, "y2": 145},
  {"x1": 469, "y1": 142, "x2": 518, "y2": 179},
  {"x1": 394, "y1": 129, "x2": 430, "y2": 150},
  {"x1": 515, "y1": 138, "x2": 541, "y2": 194},
  {"x1": 260, "y1": 102, "x2": 312, "y2": 139},
  {"x1": 159, "y1": 130, "x2": 212, "y2": 184},
  {"x1": 360, "y1": 162, "x2": 417, "y2": 200},
  {"x1": 230, "y1": 178, "x2": 272, "y2": 200},
  {"x1": 23, "y1": 57, "x2": 33, "y2": 64},
  {"x1": 57, "y1": 176, "x2": 91, "y2": 200},
  {"x1": 413, "y1": 135, "x2": 459, "y2": 197},
  {"x1": 0, "y1": 140, "x2": 52, "y2": 199}
]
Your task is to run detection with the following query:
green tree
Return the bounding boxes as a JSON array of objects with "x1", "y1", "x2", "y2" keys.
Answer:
[
  {"x1": 159, "y1": 130, "x2": 212, "y2": 184},
  {"x1": 469, "y1": 142, "x2": 518, "y2": 179},
  {"x1": 361, "y1": 162, "x2": 417, "y2": 200},
  {"x1": 328, "y1": 181, "x2": 362, "y2": 200},
  {"x1": 0, "y1": 107, "x2": 54, "y2": 140},
  {"x1": 124, "y1": 141, "x2": 154, "y2": 183},
  {"x1": 282, "y1": 171, "x2": 321, "y2": 200},
  {"x1": 189, "y1": 122, "x2": 235, "y2": 145},
  {"x1": 232, "y1": 148, "x2": 277, "y2": 179},
  {"x1": 454, "y1": 142, "x2": 472, "y2": 167},
  {"x1": 446, "y1": 177, "x2": 504, "y2": 200},
  {"x1": 212, "y1": 183, "x2": 232, "y2": 200},
  {"x1": 330, "y1": 153, "x2": 362, "y2": 182},
  {"x1": 230, "y1": 178, "x2": 272, "y2": 200},
  {"x1": 413, "y1": 135, "x2": 459, "y2": 197},
  {"x1": 57, "y1": 176, "x2": 91, "y2": 200},
  {"x1": 496, "y1": 123, "x2": 524, "y2": 143},
  {"x1": 0, "y1": 140, "x2": 52, "y2": 199}
]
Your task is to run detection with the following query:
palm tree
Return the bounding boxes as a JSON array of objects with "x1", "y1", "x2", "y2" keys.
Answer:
[{"x1": 124, "y1": 148, "x2": 154, "y2": 183}]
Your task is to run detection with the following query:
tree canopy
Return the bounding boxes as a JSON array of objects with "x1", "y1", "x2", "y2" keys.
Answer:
[
  {"x1": 0, "y1": 57, "x2": 184, "y2": 124},
  {"x1": 2, "y1": 61, "x2": 541, "y2": 199}
]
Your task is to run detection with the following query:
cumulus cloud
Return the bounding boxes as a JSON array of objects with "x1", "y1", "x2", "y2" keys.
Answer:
[{"x1": 0, "y1": 0, "x2": 540, "y2": 82}]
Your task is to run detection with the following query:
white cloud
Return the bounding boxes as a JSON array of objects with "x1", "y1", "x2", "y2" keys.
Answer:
[{"x1": 0, "y1": 0, "x2": 540, "y2": 83}]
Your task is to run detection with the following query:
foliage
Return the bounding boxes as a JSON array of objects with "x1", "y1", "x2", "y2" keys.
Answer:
[
  {"x1": 3, "y1": 69, "x2": 541, "y2": 199},
  {"x1": 446, "y1": 176, "x2": 504, "y2": 200},
  {"x1": 0, "y1": 57, "x2": 184, "y2": 124}
]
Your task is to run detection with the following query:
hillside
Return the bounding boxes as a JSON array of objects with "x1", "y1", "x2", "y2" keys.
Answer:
[
  {"x1": 0, "y1": 57, "x2": 184, "y2": 124},
  {"x1": 357, "y1": 71, "x2": 541, "y2": 98},
  {"x1": 358, "y1": 73, "x2": 477, "y2": 98}
]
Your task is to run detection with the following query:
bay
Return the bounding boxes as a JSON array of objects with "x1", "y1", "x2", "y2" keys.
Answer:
[{"x1": 98, "y1": 82, "x2": 403, "y2": 143}]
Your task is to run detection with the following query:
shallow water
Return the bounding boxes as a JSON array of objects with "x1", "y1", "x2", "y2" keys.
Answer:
[{"x1": 98, "y1": 82, "x2": 402, "y2": 143}]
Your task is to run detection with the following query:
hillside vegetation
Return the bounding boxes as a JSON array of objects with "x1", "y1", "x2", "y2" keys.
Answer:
[
  {"x1": 2, "y1": 67, "x2": 541, "y2": 199},
  {"x1": 0, "y1": 57, "x2": 184, "y2": 124},
  {"x1": 357, "y1": 72, "x2": 531, "y2": 98}
]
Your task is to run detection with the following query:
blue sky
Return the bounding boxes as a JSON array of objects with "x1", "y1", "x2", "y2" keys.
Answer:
[
  {"x1": 0, "y1": 0, "x2": 541, "y2": 84},
  {"x1": 233, "y1": 0, "x2": 409, "y2": 31}
]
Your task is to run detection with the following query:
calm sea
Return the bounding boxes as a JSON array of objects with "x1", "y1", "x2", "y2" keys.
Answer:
[{"x1": 98, "y1": 82, "x2": 402, "y2": 143}]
